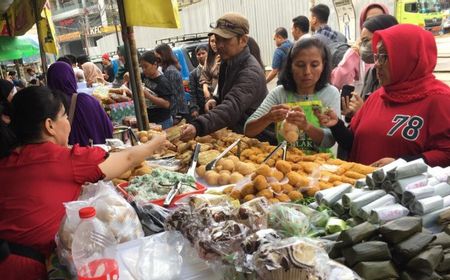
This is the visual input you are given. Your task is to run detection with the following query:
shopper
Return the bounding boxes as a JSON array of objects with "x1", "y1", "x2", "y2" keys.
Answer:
[
  {"x1": 310, "y1": 4, "x2": 346, "y2": 44},
  {"x1": 47, "y1": 62, "x2": 113, "y2": 146},
  {"x1": 247, "y1": 36, "x2": 265, "y2": 70},
  {"x1": 181, "y1": 13, "x2": 269, "y2": 142},
  {"x1": 245, "y1": 38, "x2": 339, "y2": 153},
  {"x1": 101, "y1": 53, "x2": 115, "y2": 83},
  {"x1": 0, "y1": 79, "x2": 14, "y2": 125},
  {"x1": 82, "y1": 62, "x2": 106, "y2": 87},
  {"x1": 266, "y1": 27, "x2": 293, "y2": 84},
  {"x1": 0, "y1": 86, "x2": 166, "y2": 279},
  {"x1": 318, "y1": 24, "x2": 450, "y2": 167},
  {"x1": 140, "y1": 51, "x2": 175, "y2": 129},
  {"x1": 154, "y1": 43, "x2": 188, "y2": 119},
  {"x1": 189, "y1": 44, "x2": 208, "y2": 118},
  {"x1": 65, "y1": 54, "x2": 85, "y2": 82},
  {"x1": 291, "y1": 15, "x2": 311, "y2": 42},
  {"x1": 331, "y1": 3, "x2": 389, "y2": 90},
  {"x1": 200, "y1": 34, "x2": 221, "y2": 101}
]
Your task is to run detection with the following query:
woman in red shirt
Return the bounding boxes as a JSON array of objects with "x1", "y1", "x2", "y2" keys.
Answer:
[{"x1": 0, "y1": 86, "x2": 166, "y2": 279}]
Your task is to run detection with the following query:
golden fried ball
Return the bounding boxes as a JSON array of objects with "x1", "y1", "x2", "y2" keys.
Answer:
[
  {"x1": 268, "y1": 198, "x2": 280, "y2": 204},
  {"x1": 270, "y1": 183, "x2": 282, "y2": 193},
  {"x1": 244, "y1": 194, "x2": 256, "y2": 202},
  {"x1": 205, "y1": 170, "x2": 220, "y2": 185},
  {"x1": 196, "y1": 165, "x2": 206, "y2": 177},
  {"x1": 230, "y1": 188, "x2": 241, "y2": 200},
  {"x1": 288, "y1": 191, "x2": 303, "y2": 201},
  {"x1": 275, "y1": 160, "x2": 292, "y2": 175},
  {"x1": 223, "y1": 185, "x2": 234, "y2": 194},
  {"x1": 272, "y1": 170, "x2": 284, "y2": 181},
  {"x1": 305, "y1": 186, "x2": 320, "y2": 197},
  {"x1": 241, "y1": 183, "x2": 255, "y2": 197},
  {"x1": 229, "y1": 172, "x2": 244, "y2": 184},
  {"x1": 257, "y1": 189, "x2": 274, "y2": 199},
  {"x1": 281, "y1": 184, "x2": 294, "y2": 193},
  {"x1": 275, "y1": 193, "x2": 291, "y2": 202},
  {"x1": 221, "y1": 159, "x2": 235, "y2": 172},
  {"x1": 253, "y1": 175, "x2": 268, "y2": 191},
  {"x1": 255, "y1": 164, "x2": 273, "y2": 177},
  {"x1": 218, "y1": 173, "x2": 230, "y2": 185},
  {"x1": 227, "y1": 155, "x2": 241, "y2": 165}
]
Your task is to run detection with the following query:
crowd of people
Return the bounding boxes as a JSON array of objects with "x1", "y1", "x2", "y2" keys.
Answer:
[{"x1": 0, "y1": 2, "x2": 450, "y2": 279}]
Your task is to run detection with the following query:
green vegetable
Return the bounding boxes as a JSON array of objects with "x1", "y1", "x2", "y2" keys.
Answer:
[{"x1": 326, "y1": 217, "x2": 348, "y2": 234}]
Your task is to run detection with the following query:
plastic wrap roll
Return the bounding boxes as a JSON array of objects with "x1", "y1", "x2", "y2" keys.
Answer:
[
  {"x1": 366, "y1": 174, "x2": 376, "y2": 189},
  {"x1": 372, "y1": 158, "x2": 407, "y2": 184},
  {"x1": 314, "y1": 183, "x2": 352, "y2": 206},
  {"x1": 402, "y1": 186, "x2": 435, "y2": 207},
  {"x1": 433, "y1": 182, "x2": 450, "y2": 197},
  {"x1": 349, "y1": 190, "x2": 386, "y2": 218},
  {"x1": 422, "y1": 206, "x2": 450, "y2": 228},
  {"x1": 369, "y1": 204, "x2": 409, "y2": 224},
  {"x1": 444, "y1": 195, "x2": 450, "y2": 208},
  {"x1": 411, "y1": 196, "x2": 444, "y2": 215},
  {"x1": 359, "y1": 194, "x2": 396, "y2": 220},
  {"x1": 331, "y1": 199, "x2": 346, "y2": 216},
  {"x1": 387, "y1": 158, "x2": 428, "y2": 181},
  {"x1": 342, "y1": 189, "x2": 366, "y2": 209},
  {"x1": 392, "y1": 174, "x2": 428, "y2": 194}
]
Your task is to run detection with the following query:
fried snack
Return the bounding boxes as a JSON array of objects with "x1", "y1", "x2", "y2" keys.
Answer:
[
  {"x1": 352, "y1": 163, "x2": 377, "y2": 175},
  {"x1": 244, "y1": 194, "x2": 256, "y2": 202},
  {"x1": 287, "y1": 171, "x2": 309, "y2": 188},
  {"x1": 316, "y1": 153, "x2": 332, "y2": 160},
  {"x1": 302, "y1": 155, "x2": 317, "y2": 162},
  {"x1": 112, "y1": 178, "x2": 127, "y2": 186},
  {"x1": 281, "y1": 184, "x2": 294, "y2": 193},
  {"x1": 266, "y1": 159, "x2": 276, "y2": 167},
  {"x1": 269, "y1": 198, "x2": 280, "y2": 204},
  {"x1": 241, "y1": 183, "x2": 255, "y2": 197},
  {"x1": 236, "y1": 162, "x2": 255, "y2": 176},
  {"x1": 288, "y1": 191, "x2": 303, "y2": 201},
  {"x1": 272, "y1": 170, "x2": 284, "y2": 181},
  {"x1": 119, "y1": 170, "x2": 132, "y2": 180},
  {"x1": 286, "y1": 154, "x2": 303, "y2": 163},
  {"x1": 318, "y1": 181, "x2": 334, "y2": 190},
  {"x1": 291, "y1": 163, "x2": 303, "y2": 172},
  {"x1": 139, "y1": 136, "x2": 149, "y2": 143},
  {"x1": 333, "y1": 181, "x2": 344, "y2": 186},
  {"x1": 177, "y1": 142, "x2": 191, "y2": 154},
  {"x1": 270, "y1": 183, "x2": 282, "y2": 193},
  {"x1": 205, "y1": 170, "x2": 220, "y2": 185},
  {"x1": 221, "y1": 159, "x2": 235, "y2": 172},
  {"x1": 298, "y1": 162, "x2": 320, "y2": 174},
  {"x1": 344, "y1": 170, "x2": 366, "y2": 180},
  {"x1": 327, "y1": 158, "x2": 346, "y2": 165},
  {"x1": 341, "y1": 176, "x2": 356, "y2": 185},
  {"x1": 137, "y1": 131, "x2": 148, "y2": 138},
  {"x1": 336, "y1": 162, "x2": 356, "y2": 175},
  {"x1": 305, "y1": 185, "x2": 320, "y2": 197},
  {"x1": 276, "y1": 193, "x2": 291, "y2": 202},
  {"x1": 198, "y1": 150, "x2": 221, "y2": 165},
  {"x1": 133, "y1": 165, "x2": 152, "y2": 176},
  {"x1": 218, "y1": 173, "x2": 230, "y2": 185},
  {"x1": 196, "y1": 135, "x2": 214, "y2": 143},
  {"x1": 320, "y1": 171, "x2": 342, "y2": 183},
  {"x1": 255, "y1": 164, "x2": 273, "y2": 177},
  {"x1": 227, "y1": 155, "x2": 240, "y2": 165},
  {"x1": 275, "y1": 160, "x2": 292, "y2": 175},
  {"x1": 229, "y1": 172, "x2": 244, "y2": 184},
  {"x1": 219, "y1": 170, "x2": 231, "y2": 175},
  {"x1": 230, "y1": 188, "x2": 241, "y2": 200},
  {"x1": 253, "y1": 175, "x2": 268, "y2": 191},
  {"x1": 257, "y1": 189, "x2": 274, "y2": 199},
  {"x1": 223, "y1": 185, "x2": 234, "y2": 194}
]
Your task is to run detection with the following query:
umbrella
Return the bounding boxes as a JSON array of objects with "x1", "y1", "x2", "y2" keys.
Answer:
[{"x1": 0, "y1": 36, "x2": 39, "y2": 61}]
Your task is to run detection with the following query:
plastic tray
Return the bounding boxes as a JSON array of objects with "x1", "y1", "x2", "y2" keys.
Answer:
[{"x1": 116, "y1": 181, "x2": 206, "y2": 207}]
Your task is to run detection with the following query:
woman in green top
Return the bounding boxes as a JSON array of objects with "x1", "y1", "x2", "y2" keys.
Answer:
[{"x1": 244, "y1": 38, "x2": 340, "y2": 153}]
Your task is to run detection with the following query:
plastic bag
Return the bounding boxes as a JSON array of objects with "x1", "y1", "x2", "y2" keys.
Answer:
[
  {"x1": 130, "y1": 201, "x2": 171, "y2": 236},
  {"x1": 267, "y1": 203, "x2": 310, "y2": 237},
  {"x1": 137, "y1": 231, "x2": 185, "y2": 280},
  {"x1": 279, "y1": 119, "x2": 300, "y2": 144}
]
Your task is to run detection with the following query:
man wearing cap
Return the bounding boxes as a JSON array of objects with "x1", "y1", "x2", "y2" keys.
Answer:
[
  {"x1": 181, "y1": 13, "x2": 269, "y2": 141},
  {"x1": 101, "y1": 53, "x2": 115, "y2": 83}
]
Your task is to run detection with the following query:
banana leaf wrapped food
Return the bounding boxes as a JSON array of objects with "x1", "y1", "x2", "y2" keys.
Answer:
[
  {"x1": 325, "y1": 217, "x2": 348, "y2": 234},
  {"x1": 379, "y1": 216, "x2": 422, "y2": 244},
  {"x1": 430, "y1": 232, "x2": 450, "y2": 249},
  {"x1": 387, "y1": 158, "x2": 428, "y2": 181},
  {"x1": 342, "y1": 241, "x2": 391, "y2": 267},
  {"x1": 352, "y1": 261, "x2": 398, "y2": 280},
  {"x1": 423, "y1": 206, "x2": 450, "y2": 227},
  {"x1": 314, "y1": 183, "x2": 352, "y2": 207},
  {"x1": 331, "y1": 199, "x2": 346, "y2": 216},
  {"x1": 342, "y1": 189, "x2": 366, "y2": 209},
  {"x1": 406, "y1": 245, "x2": 444, "y2": 276},
  {"x1": 411, "y1": 195, "x2": 444, "y2": 215},
  {"x1": 372, "y1": 158, "x2": 407, "y2": 184},
  {"x1": 340, "y1": 221, "x2": 378, "y2": 246},
  {"x1": 359, "y1": 194, "x2": 396, "y2": 220},
  {"x1": 402, "y1": 185, "x2": 435, "y2": 207},
  {"x1": 349, "y1": 190, "x2": 386, "y2": 218},
  {"x1": 437, "y1": 252, "x2": 450, "y2": 273},
  {"x1": 368, "y1": 203, "x2": 409, "y2": 224},
  {"x1": 346, "y1": 217, "x2": 364, "y2": 227},
  {"x1": 401, "y1": 271, "x2": 444, "y2": 280},
  {"x1": 392, "y1": 174, "x2": 428, "y2": 194},
  {"x1": 392, "y1": 232, "x2": 435, "y2": 261}
]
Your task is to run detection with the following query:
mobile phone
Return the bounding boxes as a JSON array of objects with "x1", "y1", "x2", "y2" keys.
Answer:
[{"x1": 341, "y1": 85, "x2": 355, "y2": 99}]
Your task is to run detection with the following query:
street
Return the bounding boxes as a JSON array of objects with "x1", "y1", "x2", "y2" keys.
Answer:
[{"x1": 436, "y1": 34, "x2": 450, "y2": 86}]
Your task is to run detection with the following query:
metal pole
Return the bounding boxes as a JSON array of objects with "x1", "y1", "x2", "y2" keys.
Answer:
[
  {"x1": 33, "y1": 0, "x2": 48, "y2": 80},
  {"x1": 110, "y1": 0, "x2": 121, "y2": 46},
  {"x1": 117, "y1": 0, "x2": 149, "y2": 131}
]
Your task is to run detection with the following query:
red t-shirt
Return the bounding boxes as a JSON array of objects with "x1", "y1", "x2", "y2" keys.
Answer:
[
  {"x1": 349, "y1": 91, "x2": 450, "y2": 167},
  {"x1": 0, "y1": 142, "x2": 106, "y2": 278}
]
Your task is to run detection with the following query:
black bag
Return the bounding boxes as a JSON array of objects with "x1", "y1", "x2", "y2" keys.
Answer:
[{"x1": 328, "y1": 41, "x2": 350, "y2": 68}]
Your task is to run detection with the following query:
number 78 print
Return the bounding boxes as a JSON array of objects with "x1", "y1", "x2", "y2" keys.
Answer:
[{"x1": 387, "y1": 114, "x2": 424, "y2": 141}]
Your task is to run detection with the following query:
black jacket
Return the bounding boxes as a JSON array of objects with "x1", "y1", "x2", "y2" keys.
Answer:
[{"x1": 191, "y1": 46, "x2": 267, "y2": 136}]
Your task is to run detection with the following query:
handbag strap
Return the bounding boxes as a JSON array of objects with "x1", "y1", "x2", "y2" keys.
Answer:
[{"x1": 68, "y1": 93, "x2": 78, "y2": 125}]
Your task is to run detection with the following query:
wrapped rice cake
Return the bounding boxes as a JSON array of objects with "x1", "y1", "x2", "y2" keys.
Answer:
[
  {"x1": 353, "y1": 261, "x2": 398, "y2": 280},
  {"x1": 406, "y1": 245, "x2": 444, "y2": 276},
  {"x1": 340, "y1": 222, "x2": 378, "y2": 246},
  {"x1": 379, "y1": 216, "x2": 422, "y2": 244},
  {"x1": 342, "y1": 241, "x2": 391, "y2": 267}
]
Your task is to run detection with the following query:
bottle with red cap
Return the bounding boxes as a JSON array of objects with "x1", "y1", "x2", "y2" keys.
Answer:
[{"x1": 71, "y1": 207, "x2": 119, "y2": 279}]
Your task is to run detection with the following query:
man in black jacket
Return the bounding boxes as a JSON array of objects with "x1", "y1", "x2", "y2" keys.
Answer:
[{"x1": 181, "y1": 13, "x2": 268, "y2": 141}]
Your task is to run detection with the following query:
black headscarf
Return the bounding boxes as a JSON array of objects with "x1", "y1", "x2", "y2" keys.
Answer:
[
  {"x1": 362, "y1": 14, "x2": 398, "y2": 33},
  {"x1": 0, "y1": 79, "x2": 14, "y2": 117}
]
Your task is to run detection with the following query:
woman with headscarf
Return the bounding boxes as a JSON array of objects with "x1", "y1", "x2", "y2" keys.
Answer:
[
  {"x1": 331, "y1": 3, "x2": 389, "y2": 90},
  {"x1": 319, "y1": 24, "x2": 450, "y2": 167},
  {"x1": 47, "y1": 62, "x2": 113, "y2": 146},
  {"x1": 0, "y1": 79, "x2": 15, "y2": 125},
  {"x1": 82, "y1": 61, "x2": 105, "y2": 87}
]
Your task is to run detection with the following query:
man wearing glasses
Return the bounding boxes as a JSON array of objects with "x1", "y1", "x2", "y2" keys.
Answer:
[{"x1": 181, "y1": 13, "x2": 270, "y2": 142}]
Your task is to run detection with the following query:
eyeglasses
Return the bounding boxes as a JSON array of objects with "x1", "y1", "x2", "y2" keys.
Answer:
[
  {"x1": 373, "y1": 53, "x2": 388, "y2": 65},
  {"x1": 209, "y1": 20, "x2": 238, "y2": 30}
]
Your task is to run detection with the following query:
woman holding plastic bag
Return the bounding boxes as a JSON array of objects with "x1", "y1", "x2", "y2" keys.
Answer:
[
  {"x1": 317, "y1": 24, "x2": 450, "y2": 167},
  {"x1": 244, "y1": 38, "x2": 340, "y2": 154},
  {"x1": 0, "y1": 86, "x2": 166, "y2": 279}
]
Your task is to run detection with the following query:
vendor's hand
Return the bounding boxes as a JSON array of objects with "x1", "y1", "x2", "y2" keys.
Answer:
[
  {"x1": 348, "y1": 93, "x2": 364, "y2": 114},
  {"x1": 204, "y1": 89, "x2": 211, "y2": 100},
  {"x1": 341, "y1": 95, "x2": 353, "y2": 117},
  {"x1": 264, "y1": 104, "x2": 290, "y2": 123},
  {"x1": 180, "y1": 124, "x2": 197, "y2": 141},
  {"x1": 315, "y1": 108, "x2": 339, "y2": 128},
  {"x1": 351, "y1": 37, "x2": 362, "y2": 55},
  {"x1": 371, "y1": 157, "x2": 395, "y2": 168},
  {"x1": 205, "y1": 99, "x2": 217, "y2": 112},
  {"x1": 148, "y1": 132, "x2": 167, "y2": 148},
  {"x1": 286, "y1": 107, "x2": 310, "y2": 131}
]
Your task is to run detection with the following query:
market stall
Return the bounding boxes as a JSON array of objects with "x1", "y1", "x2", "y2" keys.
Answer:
[{"x1": 54, "y1": 122, "x2": 450, "y2": 280}]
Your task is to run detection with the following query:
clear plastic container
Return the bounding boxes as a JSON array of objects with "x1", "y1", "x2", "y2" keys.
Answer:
[{"x1": 72, "y1": 207, "x2": 119, "y2": 280}]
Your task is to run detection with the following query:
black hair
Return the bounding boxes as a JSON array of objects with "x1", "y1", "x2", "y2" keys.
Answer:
[
  {"x1": 76, "y1": 55, "x2": 90, "y2": 66},
  {"x1": 8, "y1": 71, "x2": 16, "y2": 76},
  {"x1": 57, "y1": 56, "x2": 72, "y2": 65},
  {"x1": 292, "y1": 15, "x2": 310, "y2": 33},
  {"x1": 16, "y1": 80, "x2": 26, "y2": 89},
  {"x1": 154, "y1": 43, "x2": 181, "y2": 71},
  {"x1": 0, "y1": 79, "x2": 14, "y2": 119},
  {"x1": 0, "y1": 86, "x2": 68, "y2": 158},
  {"x1": 247, "y1": 37, "x2": 264, "y2": 70},
  {"x1": 195, "y1": 44, "x2": 208, "y2": 54},
  {"x1": 278, "y1": 37, "x2": 331, "y2": 93},
  {"x1": 275, "y1": 27, "x2": 288, "y2": 39},
  {"x1": 310, "y1": 4, "x2": 330, "y2": 23},
  {"x1": 140, "y1": 50, "x2": 159, "y2": 65},
  {"x1": 205, "y1": 35, "x2": 218, "y2": 72},
  {"x1": 65, "y1": 54, "x2": 77, "y2": 65},
  {"x1": 363, "y1": 14, "x2": 398, "y2": 33}
]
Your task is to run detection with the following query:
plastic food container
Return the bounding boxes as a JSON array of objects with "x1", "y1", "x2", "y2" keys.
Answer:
[{"x1": 116, "y1": 182, "x2": 207, "y2": 207}]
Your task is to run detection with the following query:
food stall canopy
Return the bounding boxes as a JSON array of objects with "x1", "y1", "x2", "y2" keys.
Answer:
[
  {"x1": 124, "y1": 0, "x2": 181, "y2": 28},
  {"x1": 0, "y1": 36, "x2": 40, "y2": 62},
  {"x1": 0, "y1": 0, "x2": 46, "y2": 36}
]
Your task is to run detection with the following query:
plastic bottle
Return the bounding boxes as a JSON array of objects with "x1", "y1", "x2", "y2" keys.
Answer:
[{"x1": 72, "y1": 207, "x2": 119, "y2": 280}]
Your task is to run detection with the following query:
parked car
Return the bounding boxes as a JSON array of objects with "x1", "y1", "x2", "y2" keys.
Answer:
[{"x1": 442, "y1": 9, "x2": 450, "y2": 34}]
